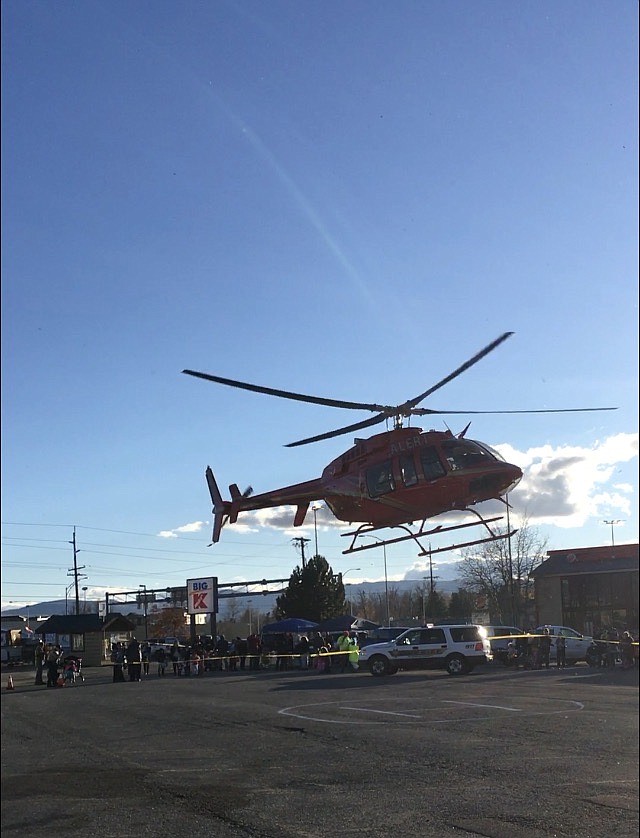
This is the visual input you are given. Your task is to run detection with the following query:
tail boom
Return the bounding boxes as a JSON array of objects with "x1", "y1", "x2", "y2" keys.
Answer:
[{"x1": 205, "y1": 467, "x2": 323, "y2": 542}]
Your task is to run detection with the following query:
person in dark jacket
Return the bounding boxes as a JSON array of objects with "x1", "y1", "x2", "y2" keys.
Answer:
[
  {"x1": 126, "y1": 638, "x2": 142, "y2": 681},
  {"x1": 112, "y1": 643, "x2": 126, "y2": 682},
  {"x1": 34, "y1": 641, "x2": 45, "y2": 685},
  {"x1": 537, "y1": 628, "x2": 551, "y2": 669},
  {"x1": 45, "y1": 645, "x2": 61, "y2": 688}
]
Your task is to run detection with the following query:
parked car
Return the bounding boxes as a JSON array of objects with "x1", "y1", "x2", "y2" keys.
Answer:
[
  {"x1": 358, "y1": 624, "x2": 492, "y2": 676},
  {"x1": 483, "y1": 626, "x2": 525, "y2": 664},
  {"x1": 533, "y1": 625, "x2": 593, "y2": 664}
]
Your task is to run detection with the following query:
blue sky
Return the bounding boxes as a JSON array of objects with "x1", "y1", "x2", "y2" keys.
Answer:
[{"x1": 2, "y1": 0, "x2": 638, "y2": 613}]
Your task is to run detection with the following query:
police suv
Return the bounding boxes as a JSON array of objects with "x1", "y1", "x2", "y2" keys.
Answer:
[{"x1": 359, "y1": 624, "x2": 492, "y2": 676}]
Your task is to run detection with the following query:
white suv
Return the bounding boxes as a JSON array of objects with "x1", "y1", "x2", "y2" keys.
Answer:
[{"x1": 359, "y1": 624, "x2": 492, "y2": 676}]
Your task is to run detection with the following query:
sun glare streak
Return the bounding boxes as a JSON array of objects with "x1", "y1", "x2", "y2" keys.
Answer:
[{"x1": 207, "y1": 88, "x2": 372, "y2": 302}]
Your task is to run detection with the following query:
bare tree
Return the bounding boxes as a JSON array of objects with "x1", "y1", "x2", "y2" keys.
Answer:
[{"x1": 458, "y1": 516, "x2": 547, "y2": 626}]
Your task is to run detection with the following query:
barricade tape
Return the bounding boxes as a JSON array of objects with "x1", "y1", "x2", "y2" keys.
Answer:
[
  {"x1": 111, "y1": 649, "x2": 358, "y2": 666},
  {"x1": 488, "y1": 632, "x2": 638, "y2": 647}
]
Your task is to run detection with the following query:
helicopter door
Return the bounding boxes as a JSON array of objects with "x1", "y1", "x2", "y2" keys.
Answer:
[
  {"x1": 366, "y1": 461, "x2": 395, "y2": 497},
  {"x1": 420, "y1": 446, "x2": 446, "y2": 481}
]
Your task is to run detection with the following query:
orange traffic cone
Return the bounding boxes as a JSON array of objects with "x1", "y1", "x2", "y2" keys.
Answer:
[{"x1": 7, "y1": 675, "x2": 15, "y2": 691}]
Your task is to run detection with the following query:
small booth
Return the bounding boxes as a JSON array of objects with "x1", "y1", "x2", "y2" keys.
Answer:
[{"x1": 35, "y1": 614, "x2": 136, "y2": 667}]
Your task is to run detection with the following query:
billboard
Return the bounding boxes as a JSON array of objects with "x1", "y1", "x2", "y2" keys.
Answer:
[{"x1": 186, "y1": 577, "x2": 218, "y2": 615}]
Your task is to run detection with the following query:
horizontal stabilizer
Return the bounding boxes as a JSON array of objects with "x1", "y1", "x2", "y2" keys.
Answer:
[{"x1": 294, "y1": 503, "x2": 310, "y2": 527}]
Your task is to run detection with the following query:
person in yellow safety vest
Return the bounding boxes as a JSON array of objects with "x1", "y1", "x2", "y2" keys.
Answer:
[
  {"x1": 347, "y1": 631, "x2": 360, "y2": 672},
  {"x1": 336, "y1": 631, "x2": 351, "y2": 673}
]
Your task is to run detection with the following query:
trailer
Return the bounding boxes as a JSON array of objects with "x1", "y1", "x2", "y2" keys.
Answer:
[{"x1": 1, "y1": 628, "x2": 38, "y2": 666}]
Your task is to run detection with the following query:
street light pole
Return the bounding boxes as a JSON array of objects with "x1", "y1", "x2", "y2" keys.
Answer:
[
  {"x1": 360, "y1": 535, "x2": 390, "y2": 627},
  {"x1": 139, "y1": 584, "x2": 148, "y2": 640},
  {"x1": 65, "y1": 582, "x2": 74, "y2": 616},
  {"x1": 340, "y1": 568, "x2": 361, "y2": 616},
  {"x1": 312, "y1": 505, "x2": 320, "y2": 557},
  {"x1": 506, "y1": 495, "x2": 516, "y2": 626}
]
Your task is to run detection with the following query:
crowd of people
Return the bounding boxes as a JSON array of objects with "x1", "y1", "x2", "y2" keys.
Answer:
[
  {"x1": 106, "y1": 630, "x2": 364, "y2": 681},
  {"x1": 588, "y1": 627, "x2": 638, "y2": 669},
  {"x1": 33, "y1": 641, "x2": 83, "y2": 687},
  {"x1": 507, "y1": 626, "x2": 638, "y2": 671}
]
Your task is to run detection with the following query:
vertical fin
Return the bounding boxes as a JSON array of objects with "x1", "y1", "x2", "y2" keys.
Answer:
[{"x1": 205, "y1": 467, "x2": 228, "y2": 543}]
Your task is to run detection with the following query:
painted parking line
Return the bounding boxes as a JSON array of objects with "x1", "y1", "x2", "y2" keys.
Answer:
[
  {"x1": 443, "y1": 700, "x2": 522, "y2": 711},
  {"x1": 340, "y1": 706, "x2": 422, "y2": 718},
  {"x1": 279, "y1": 697, "x2": 584, "y2": 725}
]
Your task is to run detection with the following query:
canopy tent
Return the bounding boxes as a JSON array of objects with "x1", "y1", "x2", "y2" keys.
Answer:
[
  {"x1": 260, "y1": 617, "x2": 319, "y2": 634},
  {"x1": 316, "y1": 615, "x2": 381, "y2": 633},
  {"x1": 352, "y1": 618, "x2": 382, "y2": 631}
]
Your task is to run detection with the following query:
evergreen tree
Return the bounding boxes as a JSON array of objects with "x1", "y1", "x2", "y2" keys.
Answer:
[
  {"x1": 448, "y1": 588, "x2": 475, "y2": 622},
  {"x1": 275, "y1": 555, "x2": 346, "y2": 622}
]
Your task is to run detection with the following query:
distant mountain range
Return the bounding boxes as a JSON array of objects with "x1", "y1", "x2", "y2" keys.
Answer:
[{"x1": 1, "y1": 578, "x2": 465, "y2": 621}]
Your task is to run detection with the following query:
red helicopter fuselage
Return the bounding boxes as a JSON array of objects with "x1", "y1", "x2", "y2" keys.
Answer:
[
  {"x1": 320, "y1": 427, "x2": 522, "y2": 527},
  {"x1": 207, "y1": 427, "x2": 522, "y2": 542}
]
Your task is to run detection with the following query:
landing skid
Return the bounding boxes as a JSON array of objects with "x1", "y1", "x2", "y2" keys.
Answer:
[{"x1": 341, "y1": 511, "x2": 517, "y2": 557}]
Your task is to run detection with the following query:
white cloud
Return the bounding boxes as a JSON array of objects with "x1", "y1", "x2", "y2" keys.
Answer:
[
  {"x1": 497, "y1": 432, "x2": 638, "y2": 529},
  {"x1": 157, "y1": 521, "x2": 208, "y2": 539}
]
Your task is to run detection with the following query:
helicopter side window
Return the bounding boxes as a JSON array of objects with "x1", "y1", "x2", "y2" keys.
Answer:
[
  {"x1": 366, "y1": 461, "x2": 395, "y2": 497},
  {"x1": 400, "y1": 455, "x2": 418, "y2": 487},
  {"x1": 420, "y1": 447, "x2": 446, "y2": 481}
]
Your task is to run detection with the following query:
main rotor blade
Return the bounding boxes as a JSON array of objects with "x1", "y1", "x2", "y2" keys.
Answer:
[
  {"x1": 182, "y1": 369, "x2": 389, "y2": 413},
  {"x1": 404, "y1": 332, "x2": 514, "y2": 411},
  {"x1": 410, "y1": 406, "x2": 618, "y2": 416},
  {"x1": 285, "y1": 413, "x2": 388, "y2": 447}
]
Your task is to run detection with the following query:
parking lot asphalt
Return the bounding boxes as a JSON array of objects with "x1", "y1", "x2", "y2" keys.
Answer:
[{"x1": 2, "y1": 662, "x2": 638, "y2": 838}]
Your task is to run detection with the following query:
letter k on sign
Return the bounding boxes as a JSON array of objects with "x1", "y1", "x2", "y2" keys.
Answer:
[{"x1": 191, "y1": 592, "x2": 208, "y2": 610}]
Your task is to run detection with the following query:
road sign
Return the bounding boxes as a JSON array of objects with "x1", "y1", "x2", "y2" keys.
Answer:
[{"x1": 186, "y1": 577, "x2": 218, "y2": 615}]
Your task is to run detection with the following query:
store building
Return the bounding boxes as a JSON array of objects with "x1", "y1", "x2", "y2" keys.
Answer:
[{"x1": 531, "y1": 543, "x2": 639, "y2": 636}]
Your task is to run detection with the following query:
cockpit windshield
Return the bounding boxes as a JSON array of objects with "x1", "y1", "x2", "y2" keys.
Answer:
[
  {"x1": 441, "y1": 439, "x2": 502, "y2": 471},
  {"x1": 475, "y1": 441, "x2": 506, "y2": 462}
]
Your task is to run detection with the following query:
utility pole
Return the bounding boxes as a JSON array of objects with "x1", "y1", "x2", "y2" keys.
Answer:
[
  {"x1": 602, "y1": 519, "x2": 623, "y2": 553},
  {"x1": 422, "y1": 577, "x2": 428, "y2": 624},
  {"x1": 292, "y1": 536, "x2": 310, "y2": 568},
  {"x1": 68, "y1": 527, "x2": 86, "y2": 616}
]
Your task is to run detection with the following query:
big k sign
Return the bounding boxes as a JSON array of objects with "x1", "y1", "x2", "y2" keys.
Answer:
[{"x1": 187, "y1": 577, "x2": 218, "y2": 615}]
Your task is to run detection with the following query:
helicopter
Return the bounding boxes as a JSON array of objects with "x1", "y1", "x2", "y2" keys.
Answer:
[{"x1": 183, "y1": 332, "x2": 616, "y2": 558}]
